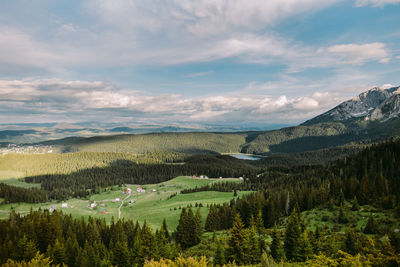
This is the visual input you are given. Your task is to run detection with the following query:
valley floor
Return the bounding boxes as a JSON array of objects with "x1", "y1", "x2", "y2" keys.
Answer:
[{"x1": 0, "y1": 176, "x2": 252, "y2": 229}]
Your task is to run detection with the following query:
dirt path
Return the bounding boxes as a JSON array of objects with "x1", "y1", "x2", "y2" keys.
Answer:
[{"x1": 118, "y1": 194, "x2": 131, "y2": 219}]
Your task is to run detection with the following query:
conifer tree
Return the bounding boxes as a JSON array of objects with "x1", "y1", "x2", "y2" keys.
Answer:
[
  {"x1": 256, "y1": 210, "x2": 264, "y2": 234},
  {"x1": 337, "y1": 189, "x2": 345, "y2": 206},
  {"x1": 297, "y1": 231, "x2": 313, "y2": 262},
  {"x1": 248, "y1": 223, "x2": 261, "y2": 264},
  {"x1": 364, "y1": 214, "x2": 376, "y2": 234},
  {"x1": 175, "y1": 208, "x2": 188, "y2": 248},
  {"x1": 270, "y1": 225, "x2": 284, "y2": 261},
  {"x1": 351, "y1": 196, "x2": 360, "y2": 211},
  {"x1": 195, "y1": 208, "x2": 203, "y2": 243},
  {"x1": 345, "y1": 228, "x2": 360, "y2": 255},
  {"x1": 214, "y1": 241, "x2": 225, "y2": 266},
  {"x1": 284, "y1": 207, "x2": 301, "y2": 261},
  {"x1": 227, "y1": 214, "x2": 249, "y2": 265},
  {"x1": 161, "y1": 218, "x2": 170, "y2": 240}
]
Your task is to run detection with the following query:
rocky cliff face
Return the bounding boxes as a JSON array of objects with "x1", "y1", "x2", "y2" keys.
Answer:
[{"x1": 303, "y1": 86, "x2": 400, "y2": 125}]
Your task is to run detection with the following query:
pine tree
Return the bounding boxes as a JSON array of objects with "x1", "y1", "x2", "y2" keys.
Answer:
[
  {"x1": 351, "y1": 196, "x2": 360, "y2": 211},
  {"x1": 175, "y1": 208, "x2": 188, "y2": 248},
  {"x1": 284, "y1": 207, "x2": 301, "y2": 261},
  {"x1": 297, "y1": 231, "x2": 313, "y2": 262},
  {"x1": 112, "y1": 241, "x2": 130, "y2": 267},
  {"x1": 194, "y1": 208, "x2": 203, "y2": 243},
  {"x1": 256, "y1": 210, "x2": 264, "y2": 234},
  {"x1": 337, "y1": 189, "x2": 345, "y2": 206},
  {"x1": 248, "y1": 223, "x2": 261, "y2": 263},
  {"x1": 227, "y1": 214, "x2": 249, "y2": 265},
  {"x1": 161, "y1": 218, "x2": 170, "y2": 241},
  {"x1": 345, "y1": 228, "x2": 360, "y2": 255},
  {"x1": 23, "y1": 240, "x2": 37, "y2": 262},
  {"x1": 214, "y1": 241, "x2": 225, "y2": 266},
  {"x1": 364, "y1": 214, "x2": 376, "y2": 234},
  {"x1": 270, "y1": 225, "x2": 284, "y2": 261}
]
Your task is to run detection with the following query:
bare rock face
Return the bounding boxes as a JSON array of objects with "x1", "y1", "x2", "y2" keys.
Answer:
[
  {"x1": 303, "y1": 86, "x2": 400, "y2": 125},
  {"x1": 369, "y1": 93, "x2": 400, "y2": 121}
]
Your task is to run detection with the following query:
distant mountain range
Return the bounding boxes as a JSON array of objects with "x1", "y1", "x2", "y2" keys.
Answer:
[{"x1": 1, "y1": 85, "x2": 400, "y2": 160}]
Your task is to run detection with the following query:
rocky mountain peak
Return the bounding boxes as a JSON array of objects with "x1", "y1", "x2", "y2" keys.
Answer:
[{"x1": 303, "y1": 85, "x2": 400, "y2": 125}]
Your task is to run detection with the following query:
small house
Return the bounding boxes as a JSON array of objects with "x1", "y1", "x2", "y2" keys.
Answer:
[
  {"x1": 61, "y1": 203, "x2": 68, "y2": 208},
  {"x1": 49, "y1": 208, "x2": 55, "y2": 213},
  {"x1": 99, "y1": 209, "x2": 106, "y2": 214},
  {"x1": 90, "y1": 202, "x2": 97, "y2": 208},
  {"x1": 239, "y1": 177, "x2": 244, "y2": 180},
  {"x1": 126, "y1": 188, "x2": 132, "y2": 194},
  {"x1": 150, "y1": 189, "x2": 156, "y2": 193},
  {"x1": 137, "y1": 187, "x2": 146, "y2": 193},
  {"x1": 129, "y1": 200, "x2": 135, "y2": 204}
]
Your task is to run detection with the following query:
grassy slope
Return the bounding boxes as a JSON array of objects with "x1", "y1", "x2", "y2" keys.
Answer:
[{"x1": 0, "y1": 176, "x2": 252, "y2": 229}]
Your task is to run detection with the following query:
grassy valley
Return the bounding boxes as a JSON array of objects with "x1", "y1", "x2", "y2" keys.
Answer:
[{"x1": 0, "y1": 176, "x2": 251, "y2": 229}]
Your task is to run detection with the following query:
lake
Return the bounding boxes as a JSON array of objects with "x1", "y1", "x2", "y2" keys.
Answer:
[{"x1": 229, "y1": 154, "x2": 263, "y2": 160}]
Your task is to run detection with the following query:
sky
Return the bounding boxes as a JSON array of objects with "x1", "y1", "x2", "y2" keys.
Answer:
[{"x1": 0, "y1": 0, "x2": 399, "y2": 126}]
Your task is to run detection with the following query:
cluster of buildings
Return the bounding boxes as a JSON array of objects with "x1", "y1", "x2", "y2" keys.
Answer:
[
  {"x1": 191, "y1": 175, "x2": 209, "y2": 179},
  {"x1": 1, "y1": 144, "x2": 53, "y2": 155}
]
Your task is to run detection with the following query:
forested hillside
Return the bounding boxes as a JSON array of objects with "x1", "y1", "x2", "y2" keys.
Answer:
[
  {"x1": 0, "y1": 151, "x2": 185, "y2": 177},
  {"x1": 43, "y1": 132, "x2": 247, "y2": 154}
]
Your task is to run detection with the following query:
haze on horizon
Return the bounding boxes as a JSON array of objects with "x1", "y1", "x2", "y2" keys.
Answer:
[{"x1": 0, "y1": 0, "x2": 399, "y2": 126}]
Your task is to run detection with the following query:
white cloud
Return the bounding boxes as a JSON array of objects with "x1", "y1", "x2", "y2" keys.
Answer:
[
  {"x1": 293, "y1": 97, "x2": 319, "y2": 110},
  {"x1": 355, "y1": 0, "x2": 400, "y2": 7},
  {"x1": 324, "y1": 43, "x2": 390, "y2": 64},
  {"x1": 0, "y1": 0, "x2": 346, "y2": 74},
  {"x1": 185, "y1": 71, "x2": 214, "y2": 78},
  {"x1": 0, "y1": 78, "x2": 352, "y2": 124}
]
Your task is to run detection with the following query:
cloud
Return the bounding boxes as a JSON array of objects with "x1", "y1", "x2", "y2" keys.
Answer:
[
  {"x1": 0, "y1": 0, "x2": 346, "y2": 75},
  {"x1": 185, "y1": 71, "x2": 214, "y2": 78},
  {"x1": 323, "y1": 43, "x2": 390, "y2": 64},
  {"x1": 0, "y1": 78, "x2": 351, "y2": 124},
  {"x1": 355, "y1": 0, "x2": 400, "y2": 7}
]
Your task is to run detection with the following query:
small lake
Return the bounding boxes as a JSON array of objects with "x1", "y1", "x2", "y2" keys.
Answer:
[{"x1": 229, "y1": 154, "x2": 263, "y2": 160}]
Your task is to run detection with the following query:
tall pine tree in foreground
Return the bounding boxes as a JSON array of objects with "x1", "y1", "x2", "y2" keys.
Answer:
[
  {"x1": 270, "y1": 224, "x2": 284, "y2": 261},
  {"x1": 227, "y1": 214, "x2": 249, "y2": 265},
  {"x1": 175, "y1": 208, "x2": 202, "y2": 249},
  {"x1": 284, "y1": 207, "x2": 301, "y2": 261}
]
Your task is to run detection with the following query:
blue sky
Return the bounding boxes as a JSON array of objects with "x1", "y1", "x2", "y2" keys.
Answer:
[{"x1": 0, "y1": 0, "x2": 399, "y2": 126}]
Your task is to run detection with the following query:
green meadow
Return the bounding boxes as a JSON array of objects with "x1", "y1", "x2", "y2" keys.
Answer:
[{"x1": 0, "y1": 176, "x2": 252, "y2": 230}]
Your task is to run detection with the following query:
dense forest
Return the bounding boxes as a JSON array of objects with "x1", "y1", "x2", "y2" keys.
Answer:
[
  {"x1": 0, "y1": 151, "x2": 186, "y2": 177},
  {"x1": 199, "y1": 140, "x2": 400, "y2": 231}
]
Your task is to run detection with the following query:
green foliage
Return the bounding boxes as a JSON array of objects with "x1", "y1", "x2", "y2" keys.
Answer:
[
  {"x1": 49, "y1": 132, "x2": 247, "y2": 154},
  {"x1": 175, "y1": 208, "x2": 202, "y2": 249},
  {"x1": 284, "y1": 207, "x2": 302, "y2": 261},
  {"x1": 226, "y1": 214, "x2": 249, "y2": 265},
  {"x1": 270, "y1": 225, "x2": 284, "y2": 262}
]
